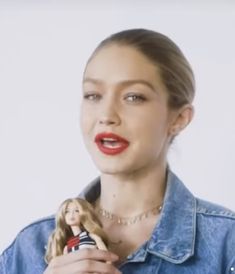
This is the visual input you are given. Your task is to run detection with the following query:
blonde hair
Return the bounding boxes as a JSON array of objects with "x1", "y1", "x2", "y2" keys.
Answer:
[
  {"x1": 45, "y1": 198, "x2": 108, "y2": 263},
  {"x1": 87, "y1": 28, "x2": 195, "y2": 110}
]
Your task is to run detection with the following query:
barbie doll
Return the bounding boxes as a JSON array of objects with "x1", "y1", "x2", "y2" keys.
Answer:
[{"x1": 45, "y1": 198, "x2": 108, "y2": 263}]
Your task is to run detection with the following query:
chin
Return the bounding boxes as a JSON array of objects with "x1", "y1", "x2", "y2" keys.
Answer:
[
  {"x1": 95, "y1": 161, "x2": 128, "y2": 175},
  {"x1": 97, "y1": 166, "x2": 124, "y2": 175},
  {"x1": 95, "y1": 158, "x2": 141, "y2": 176},
  {"x1": 90, "y1": 149, "x2": 141, "y2": 175}
]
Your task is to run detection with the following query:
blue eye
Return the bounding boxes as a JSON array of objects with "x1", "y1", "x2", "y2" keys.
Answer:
[
  {"x1": 125, "y1": 94, "x2": 146, "y2": 102},
  {"x1": 83, "y1": 93, "x2": 101, "y2": 101}
]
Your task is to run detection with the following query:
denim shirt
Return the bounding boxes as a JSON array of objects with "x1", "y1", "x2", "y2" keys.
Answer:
[{"x1": 1, "y1": 170, "x2": 235, "y2": 274}]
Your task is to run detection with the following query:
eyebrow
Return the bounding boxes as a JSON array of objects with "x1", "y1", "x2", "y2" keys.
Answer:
[
  {"x1": 83, "y1": 77, "x2": 157, "y2": 93},
  {"x1": 66, "y1": 206, "x2": 79, "y2": 210}
]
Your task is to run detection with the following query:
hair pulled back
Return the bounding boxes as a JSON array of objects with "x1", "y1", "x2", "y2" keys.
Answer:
[{"x1": 89, "y1": 28, "x2": 195, "y2": 109}]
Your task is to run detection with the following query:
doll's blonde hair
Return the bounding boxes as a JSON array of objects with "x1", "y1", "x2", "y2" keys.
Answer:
[{"x1": 45, "y1": 198, "x2": 108, "y2": 263}]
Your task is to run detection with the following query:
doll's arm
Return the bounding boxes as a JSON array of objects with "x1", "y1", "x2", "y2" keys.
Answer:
[
  {"x1": 89, "y1": 233, "x2": 107, "y2": 251},
  {"x1": 63, "y1": 245, "x2": 68, "y2": 254}
]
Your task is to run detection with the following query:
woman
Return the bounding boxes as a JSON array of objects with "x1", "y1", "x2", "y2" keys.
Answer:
[
  {"x1": 45, "y1": 198, "x2": 108, "y2": 263},
  {"x1": 1, "y1": 28, "x2": 235, "y2": 274}
]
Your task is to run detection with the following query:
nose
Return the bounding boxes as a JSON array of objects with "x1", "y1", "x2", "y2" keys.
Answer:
[
  {"x1": 98, "y1": 97, "x2": 121, "y2": 126},
  {"x1": 99, "y1": 116, "x2": 120, "y2": 125}
]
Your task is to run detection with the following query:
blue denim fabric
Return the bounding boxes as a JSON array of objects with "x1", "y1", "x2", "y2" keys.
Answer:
[{"x1": 1, "y1": 170, "x2": 235, "y2": 274}]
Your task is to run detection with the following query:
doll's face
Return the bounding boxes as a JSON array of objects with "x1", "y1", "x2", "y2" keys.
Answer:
[{"x1": 64, "y1": 202, "x2": 81, "y2": 227}]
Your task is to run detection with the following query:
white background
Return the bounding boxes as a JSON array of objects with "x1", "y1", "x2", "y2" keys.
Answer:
[{"x1": 0, "y1": 1, "x2": 235, "y2": 253}]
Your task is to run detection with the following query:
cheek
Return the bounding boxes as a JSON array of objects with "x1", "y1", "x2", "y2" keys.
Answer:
[
  {"x1": 80, "y1": 106, "x2": 95, "y2": 135},
  {"x1": 129, "y1": 109, "x2": 169, "y2": 138},
  {"x1": 76, "y1": 215, "x2": 80, "y2": 221}
]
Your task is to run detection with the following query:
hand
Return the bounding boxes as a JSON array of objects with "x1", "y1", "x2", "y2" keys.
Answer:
[{"x1": 43, "y1": 248, "x2": 121, "y2": 274}]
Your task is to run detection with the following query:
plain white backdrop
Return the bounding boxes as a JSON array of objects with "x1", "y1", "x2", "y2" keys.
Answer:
[{"x1": 0, "y1": 1, "x2": 235, "y2": 253}]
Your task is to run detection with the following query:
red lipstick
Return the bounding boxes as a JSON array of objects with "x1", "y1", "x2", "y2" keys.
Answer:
[{"x1": 94, "y1": 132, "x2": 129, "y2": 155}]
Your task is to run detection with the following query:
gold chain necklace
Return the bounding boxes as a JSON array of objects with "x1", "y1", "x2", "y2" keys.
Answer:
[{"x1": 96, "y1": 204, "x2": 163, "y2": 226}]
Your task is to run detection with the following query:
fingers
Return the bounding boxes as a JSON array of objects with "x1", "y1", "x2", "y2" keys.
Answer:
[
  {"x1": 46, "y1": 249, "x2": 121, "y2": 274},
  {"x1": 50, "y1": 259, "x2": 121, "y2": 274},
  {"x1": 50, "y1": 249, "x2": 119, "y2": 267}
]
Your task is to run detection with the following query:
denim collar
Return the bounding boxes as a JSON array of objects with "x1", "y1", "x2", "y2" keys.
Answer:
[
  {"x1": 147, "y1": 171, "x2": 196, "y2": 263},
  {"x1": 79, "y1": 170, "x2": 196, "y2": 264}
]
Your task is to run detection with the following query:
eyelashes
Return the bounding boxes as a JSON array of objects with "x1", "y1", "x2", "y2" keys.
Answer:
[
  {"x1": 124, "y1": 94, "x2": 146, "y2": 102},
  {"x1": 83, "y1": 93, "x2": 101, "y2": 101},
  {"x1": 65, "y1": 209, "x2": 79, "y2": 214},
  {"x1": 83, "y1": 92, "x2": 147, "y2": 103}
]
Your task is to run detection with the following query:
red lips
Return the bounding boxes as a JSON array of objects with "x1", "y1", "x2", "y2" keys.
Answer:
[{"x1": 94, "y1": 132, "x2": 129, "y2": 155}]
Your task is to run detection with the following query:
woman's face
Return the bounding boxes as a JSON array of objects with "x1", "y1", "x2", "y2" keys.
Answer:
[
  {"x1": 65, "y1": 202, "x2": 81, "y2": 226},
  {"x1": 80, "y1": 44, "x2": 176, "y2": 175}
]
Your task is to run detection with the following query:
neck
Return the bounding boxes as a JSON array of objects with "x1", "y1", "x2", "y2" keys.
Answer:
[
  {"x1": 98, "y1": 162, "x2": 167, "y2": 217},
  {"x1": 70, "y1": 226, "x2": 82, "y2": 236}
]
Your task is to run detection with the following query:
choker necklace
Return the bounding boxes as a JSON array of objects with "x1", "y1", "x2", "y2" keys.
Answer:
[{"x1": 96, "y1": 204, "x2": 163, "y2": 226}]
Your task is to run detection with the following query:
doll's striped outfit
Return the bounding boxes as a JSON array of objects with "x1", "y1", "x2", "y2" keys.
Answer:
[{"x1": 67, "y1": 230, "x2": 96, "y2": 252}]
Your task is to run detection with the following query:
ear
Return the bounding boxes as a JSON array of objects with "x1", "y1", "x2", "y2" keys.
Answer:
[{"x1": 168, "y1": 104, "x2": 194, "y2": 137}]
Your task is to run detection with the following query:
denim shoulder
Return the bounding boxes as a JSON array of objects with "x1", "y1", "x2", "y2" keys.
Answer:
[
  {"x1": 0, "y1": 216, "x2": 55, "y2": 274},
  {"x1": 196, "y1": 198, "x2": 235, "y2": 273}
]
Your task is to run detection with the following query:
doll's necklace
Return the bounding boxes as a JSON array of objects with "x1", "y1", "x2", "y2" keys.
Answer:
[{"x1": 96, "y1": 203, "x2": 163, "y2": 226}]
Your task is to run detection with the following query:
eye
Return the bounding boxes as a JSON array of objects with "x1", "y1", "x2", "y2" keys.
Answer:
[
  {"x1": 75, "y1": 209, "x2": 79, "y2": 213},
  {"x1": 124, "y1": 93, "x2": 146, "y2": 103},
  {"x1": 83, "y1": 93, "x2": 101, "y2": 101}
]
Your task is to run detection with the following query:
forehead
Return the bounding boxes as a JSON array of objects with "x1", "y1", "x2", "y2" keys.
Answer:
[
  {"x1": 84, "y1": 44, "x2": 163, "y2": 87},
  {"x1": 66, "y1": 201, "x2": 79, "y2": 209}
]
